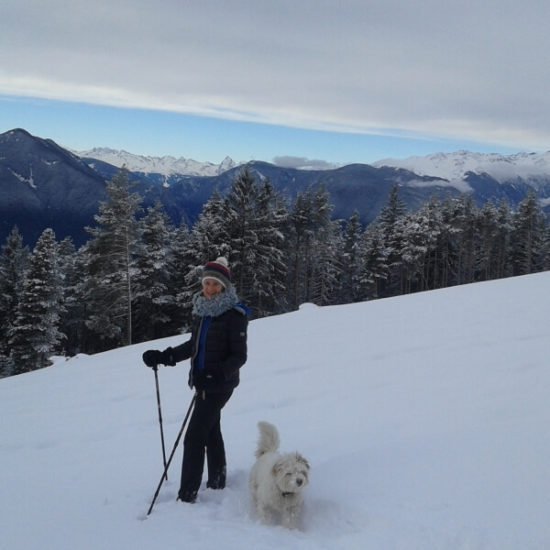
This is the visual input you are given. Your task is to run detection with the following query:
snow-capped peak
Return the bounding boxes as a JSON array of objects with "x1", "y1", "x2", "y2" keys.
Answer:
[
  {"x1": 373, "y1": 150, "x2": 550, "y2": 184},
  {"x1": 75, "y1": 147, "x2": 238, "y2": 177}
]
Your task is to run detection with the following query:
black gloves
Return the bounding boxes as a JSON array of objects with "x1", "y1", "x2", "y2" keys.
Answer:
[
  {"x1": 142, "y1": 350, "x2": 162, "y2": 367},
  {"x1": 161, "y1": 347, "x2": 176, "y2": 366},
  {"x1": 142, "y1": 347, "x2": 176, "y2": 368}
]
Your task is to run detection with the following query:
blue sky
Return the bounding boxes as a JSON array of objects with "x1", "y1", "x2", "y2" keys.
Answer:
[
  {"x1": 0, "y1": 95, "x2": 517, "y2": 166},
  {"x1": 1, "y1": 1, "x2": 548, "y2": 168}
]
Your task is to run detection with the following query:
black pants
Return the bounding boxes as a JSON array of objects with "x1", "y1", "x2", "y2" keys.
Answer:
[{"x1": 178, "y1": 390, "x2": 233, "y2": 501}]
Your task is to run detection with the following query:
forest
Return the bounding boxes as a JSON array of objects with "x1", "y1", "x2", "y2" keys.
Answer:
[{"x1": 1, "y1": 167, "x2": 548, "y2": 377}]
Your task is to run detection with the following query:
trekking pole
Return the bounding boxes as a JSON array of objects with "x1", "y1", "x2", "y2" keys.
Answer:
[
  {"x1": 146, "y1": 393, "x2": 197, "y2": 516},
  {"x1": 152, "y1": 365, "x2": 168, "y2": 481}
]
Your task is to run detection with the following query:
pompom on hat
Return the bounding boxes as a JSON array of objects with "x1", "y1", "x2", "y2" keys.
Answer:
[{"x1": 201, "y1": 257, "x2": 232, "y2": 288}]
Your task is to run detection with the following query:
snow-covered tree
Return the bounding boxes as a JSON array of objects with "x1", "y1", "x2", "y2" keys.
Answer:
[
  {"x1": 224, "y1": 171, "x2": 288, "y2": 316},
  {"x1": 82, "y1": 169, "x2": 142, "y2": 350},
  {"x1": 339, "y1": 212, "x2": 364, "y2": 303},
  {"x1": 9, "y1": 228, "x2": 65, "y2": 374},
  {"x1": 309, "y1": 219, "x2": 344, "y2": 306},
  {"x1": 286, "y1": 186, "x2": 335, "y2": 308},
  {"x1": 449, "y1": 196, "x2": 478, "y2": 285},
  {"x1": 133, "y1": 202, "x2": 175, "y2": 341},
  {"x1": 373, "y1": 185, "x2": 408, "y2": 296},
  {"x1": 0, "y1": 227, "x2": 30, "y2": 376},
  {"x1": 357, "y1": 224, "x2": 388, "y2": 300},
  {"x1": 511, "y1": 192, "x2": 546, "y2": 275}
]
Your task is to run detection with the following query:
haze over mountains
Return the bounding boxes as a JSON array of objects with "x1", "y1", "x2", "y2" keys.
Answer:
[{"x1": 2, "y1": 128, "x2": 550, "y2": 247}]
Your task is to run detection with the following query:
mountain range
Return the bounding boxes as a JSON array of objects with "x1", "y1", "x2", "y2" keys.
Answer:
[{"x1": 2, "y1": 128, "x2": 550, "y2": 247}]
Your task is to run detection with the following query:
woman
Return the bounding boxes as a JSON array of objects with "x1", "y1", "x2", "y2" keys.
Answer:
[{"x1": 142, "y1": 257, "x2": 249, "y2": 503}]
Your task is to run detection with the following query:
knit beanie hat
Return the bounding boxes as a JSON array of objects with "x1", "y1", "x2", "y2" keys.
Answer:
[{"x1": 201, "y1": 257, "x2": 232, "y2": 288}]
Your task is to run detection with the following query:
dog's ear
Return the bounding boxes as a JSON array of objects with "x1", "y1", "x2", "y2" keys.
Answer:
[
  {"x1": 295, "y1": 453, "x2": 310, "y2": 470},
  {"x1": 272, "y1": 460, "x2": 283, "y2": 476}
]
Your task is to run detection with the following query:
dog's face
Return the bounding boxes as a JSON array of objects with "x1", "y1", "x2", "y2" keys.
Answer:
[{"x1": 272, "y1": 453, "x2": 310, "y2": 495}]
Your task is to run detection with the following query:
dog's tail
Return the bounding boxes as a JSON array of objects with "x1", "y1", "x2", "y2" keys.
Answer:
[{"x1": 255, "y1": 421, "x2": 280, "y2": 458}]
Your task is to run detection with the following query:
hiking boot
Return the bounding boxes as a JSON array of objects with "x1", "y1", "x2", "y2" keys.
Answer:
[{"x1": 177, "y1": 490, "x2": 197, "y2": 503}]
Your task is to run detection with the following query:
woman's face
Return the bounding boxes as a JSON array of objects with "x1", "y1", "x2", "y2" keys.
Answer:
[{"x1": 202, "y1": 278, "x2": 224, "y2": 299}]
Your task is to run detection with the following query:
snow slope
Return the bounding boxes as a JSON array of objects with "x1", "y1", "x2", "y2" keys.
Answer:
[{"x1": 1, "y1": 273, "x2": 550, "y2": 549}]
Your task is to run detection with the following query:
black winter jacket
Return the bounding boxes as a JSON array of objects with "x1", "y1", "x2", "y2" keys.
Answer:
[{"x1": 169, "y1": 306, "x2": 248, "y2": 393}]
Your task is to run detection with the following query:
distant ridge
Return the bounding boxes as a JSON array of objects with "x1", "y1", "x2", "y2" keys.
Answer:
[
  {"x1": 75, "y1": 147, "x2": 237, "y2": 177},
  {"x1": 3, "y1": 128, "x2": 550, "y2": 247}
]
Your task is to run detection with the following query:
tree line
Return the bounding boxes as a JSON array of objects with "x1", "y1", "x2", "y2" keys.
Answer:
[{"x1": 1, "y1": 168, "x2": 548, "y2": 377}]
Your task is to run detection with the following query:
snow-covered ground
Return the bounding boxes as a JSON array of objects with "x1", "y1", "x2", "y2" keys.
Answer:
[{"x1": 1, "y1": 273, "x2": 549, "y2": 549}]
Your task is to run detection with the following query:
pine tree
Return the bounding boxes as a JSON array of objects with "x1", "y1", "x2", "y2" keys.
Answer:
[
  {"x1": 339, "y1": 211, "x2": 364, "y2": 303},
  {"x1": 451, "y1": 196, "x2": 478, "y2": 285},
  {"x1": 398, "y1": 212, "x2": 428, "y2": 293},
  {"x1": 59, "y1": 241, "x2": 91, "y2": 354},
  {"x1": 511, "y1": 192, "x2": 546, "y2": 275},
  {"x1": 375, "y1": 185, "x2": 408, "y2": 296},
  {"x1": 169, "y1": 222, "x2": 198, "y2": 332},
  {"x1": 494, "y1": 200, "x2": 513, "y2": 279},
  {"x1": 248, "y1": 179, "x2": 288, "y2": 315},
  {"x1": 286, "y1": 186, "x2": 334, "y2": 308},
  {"x1": 377, "y1": 185, "x2": 408, "y2": 241},
  {"x1": 475, "y1": 201, "x2": 501, "y2": 281},
  {"x1": 224, "y1": 171, "x2": 288, "y2": 316},
  {"x1": 9, "y1": 228, "x2": 65, "y2": 374},
  {"x1": 133, "y1": 202, "x2": 175, "y2": 341},
  {"x1": 411, "y1": 199, "x2": 444, "y2": 292},
  {"x1": 310, "y1": 219, "x2": 344, "y2": 306},
  {"x1": 0, "y1": 227, "x2": 30, "y2": 376},
  {"x1": 357, "y1": 224, "x2": 388, "y2": 300},
  {"x1": 82, "y1": 169, "x2": 142, "y2": 350}
]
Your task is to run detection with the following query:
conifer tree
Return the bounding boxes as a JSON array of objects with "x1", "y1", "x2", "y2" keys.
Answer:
[
  {"x1": 310, "y1": 219, "x2": 344, "y2": 306},
  {"x1": 357, "y1": 224, "x2": 388, "y2": 300},
  {"x1": 286, "y1": 186, "x2": 334, "y2": 308},
  {"x1": 9, "y1": 228, "x2": 65, "y2": 374},
  {"x1": 249, "y1": 178, "x2": 288, "y2": 315},
  {"x1": 494, "y1": 200, "x2": 513, "y2": 279},
  {"x1": 133, "y1": 202, "x2": 175, "y2": 341},
  {"x1": 0, "y1": 227, "x2": 29, "y2": 376},
  {"x1": 475, "y1": 201, "x2": 501, "y2": 281},
  {"x1": 339, "y1": 211, "x2": 364, "y2": 303},
  {"x1": 169, "y1": 222, "x2": 198, "y2": 331},
  {"x1": 82, "y1": 169, "x2": 142, "y2": 350},
  {"x1": 511, "y1": 192, "x2": 546, "y2": 275},
  {"x1": 375, "y1": 185, "x2": 408, "y2": 296},
  {"x1": 450, "y1": 196, "x2": 478, "y2": 284},
  {"x1": 59, "y1": 241, "x2": 91, "y2": 354},
  {"x1": 224, "y1": 170, "x2": 288, "y2": 316}
]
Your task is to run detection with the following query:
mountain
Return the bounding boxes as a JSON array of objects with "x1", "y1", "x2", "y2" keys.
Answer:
[
  {"x1": 1, "y1": 272, "x2": 549, "y2": 548},
  {"x1": 2, "y1": 128, "x2": 550, "y2": 247},
  {"x1": 0, "y1": 128, "x2": 108, "y2": 246},
  {"x1": 373, "y1": 150, "x2": 550, "y2": 191},
  {"x1": 76, "y1": 147, "x2": 237, "y2": 177}
]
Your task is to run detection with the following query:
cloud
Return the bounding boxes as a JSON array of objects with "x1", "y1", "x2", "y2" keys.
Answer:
[
  {"x1": 272, "y1": 156, "x2": 340, "y2": 170},
  {"x1": 2, "y1": 0, "x2": 550, "y2": 150}
]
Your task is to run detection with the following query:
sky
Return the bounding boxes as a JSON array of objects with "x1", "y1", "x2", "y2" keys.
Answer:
[
  {"x1": 1, "y1": 272, "x2": 549, "y2": 549},
  {"x1": 1, "y1": 1, "x2": 549, "y2": 168}
]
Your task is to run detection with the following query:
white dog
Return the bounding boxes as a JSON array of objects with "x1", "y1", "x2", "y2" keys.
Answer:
[{"x1": 249, "y1": 421, "x2": 310, "y2": 529}]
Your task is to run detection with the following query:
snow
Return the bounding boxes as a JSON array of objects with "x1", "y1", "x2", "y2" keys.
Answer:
[
  {"x1": 75, "y1": 147, "x2": 237, "y2": 177},
  {"x1": 373, "y1": 150, "x2": 550, "y2": 188},
  {"x1": 2, "y1": 273, "x2": 550, "y2": 549}
]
